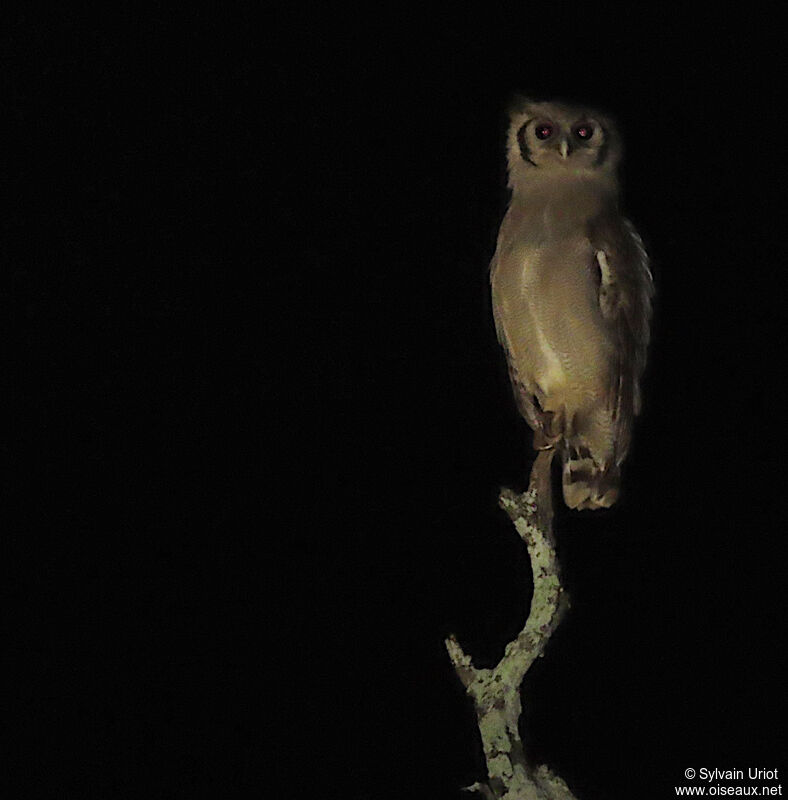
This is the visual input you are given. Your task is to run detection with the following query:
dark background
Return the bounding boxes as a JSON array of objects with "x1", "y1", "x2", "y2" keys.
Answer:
[{"x1": 6, "y1": 7, "x2": 785, "y2": 798}]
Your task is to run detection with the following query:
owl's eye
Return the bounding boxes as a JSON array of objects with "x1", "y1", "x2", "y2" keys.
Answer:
[
  {"x1": 534, "y1": 123, "x2": 553, "y2": 140},
  {"x1": 573, "y1": 124, "x2": 594, "y2": 141}
]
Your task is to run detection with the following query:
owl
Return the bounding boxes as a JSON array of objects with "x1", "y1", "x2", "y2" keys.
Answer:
[{"x1": 490, "y1": 96, "x2": 654, "y2": 510}]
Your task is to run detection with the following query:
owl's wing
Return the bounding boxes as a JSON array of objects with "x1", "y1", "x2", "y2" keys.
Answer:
[{"x1": 587, "y1": 210, "x2": 654, "y2": 458}]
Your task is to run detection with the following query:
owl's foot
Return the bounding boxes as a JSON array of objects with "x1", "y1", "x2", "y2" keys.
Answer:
[{"x1": 532, "y1": 407, "x2": 565, "y2": 451}]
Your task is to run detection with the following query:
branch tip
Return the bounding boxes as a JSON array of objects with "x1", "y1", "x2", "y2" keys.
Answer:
[{"x1": 461, "y1": 782, "x2": 496, "y2": 799}]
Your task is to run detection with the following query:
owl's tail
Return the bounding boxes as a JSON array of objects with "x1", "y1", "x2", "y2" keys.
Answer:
[{"x1": 561, "y1": 446, "x2": 620, "y2": 510}]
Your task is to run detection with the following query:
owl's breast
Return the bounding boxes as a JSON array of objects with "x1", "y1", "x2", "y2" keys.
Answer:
[{"x1": 492, "y1": 236, "x2": 613, "y2": 406}]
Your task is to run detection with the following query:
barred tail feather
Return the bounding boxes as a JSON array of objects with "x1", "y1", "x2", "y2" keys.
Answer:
[{"x1": 562, "y1": 449, "x2": 620, "y2": 511}]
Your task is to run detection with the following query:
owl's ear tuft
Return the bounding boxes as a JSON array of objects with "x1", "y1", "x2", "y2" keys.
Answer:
[{"x1": 507, "y1": 93, "x2": 535, "y2": 118}]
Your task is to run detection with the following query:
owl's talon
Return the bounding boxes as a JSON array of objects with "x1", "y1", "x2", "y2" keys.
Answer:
[
  {"x1": 533, "y1": 429, "x2": 561, "y2": 451},
  {"x1": 532, "y1": 405, "x2": 565, "y2": 451}
]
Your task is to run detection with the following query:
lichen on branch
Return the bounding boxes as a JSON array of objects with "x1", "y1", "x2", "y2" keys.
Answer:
[{"x1": 445, "y1": 449, "x2": 578, "y2": 800}]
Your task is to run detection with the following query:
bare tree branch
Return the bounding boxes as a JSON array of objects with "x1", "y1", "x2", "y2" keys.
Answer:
[{"x1": 446, "y1": 450, "x2": 578, "y2": 799}]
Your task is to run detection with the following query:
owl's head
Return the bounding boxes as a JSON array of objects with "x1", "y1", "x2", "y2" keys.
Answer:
[{"x1": 505, "y1": 96, "x2": 622, "y2": 189}]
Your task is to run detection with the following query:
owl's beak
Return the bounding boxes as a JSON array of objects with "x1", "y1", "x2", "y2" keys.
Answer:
[{"x1": 559, "y1": 139, "x2": 570, "y2": 160}]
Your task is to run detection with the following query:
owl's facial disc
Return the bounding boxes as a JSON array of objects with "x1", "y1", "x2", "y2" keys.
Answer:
[
  {"x1": 530, "y1": 119, "x2": 580, "y2": 165},
  {"x1": 508, "y1": 102, "x2": 619, "y2": 184},
  {"x1": 514, "y1": 110, "x2": 611, "y2": 173}
]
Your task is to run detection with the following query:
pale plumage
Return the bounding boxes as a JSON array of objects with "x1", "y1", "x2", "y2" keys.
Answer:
[{"x1": 490, "y1": 97, "x2": 653, "y2": 510}]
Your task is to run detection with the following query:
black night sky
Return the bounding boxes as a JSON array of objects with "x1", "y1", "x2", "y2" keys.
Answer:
[{"x1": 7, "y1": 8, "x2": 786, "y2": 799}]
